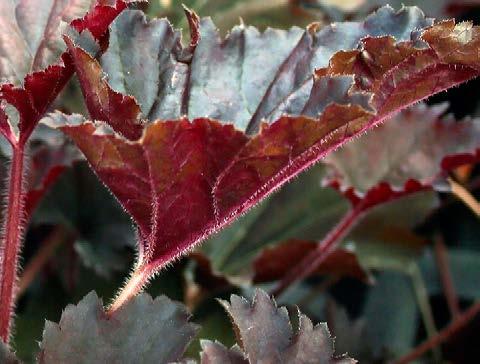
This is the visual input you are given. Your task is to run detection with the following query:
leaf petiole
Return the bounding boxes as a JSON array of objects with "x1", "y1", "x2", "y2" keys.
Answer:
[
  {"x1": 108, "y1": 263, "x2": 154, "y2": 315},
  {"x1": 0, "y1": 143, "x2": 26, "y2": 344},
  {"x1": 272, "y1": 204, "x2": 366, "y2": 297}
]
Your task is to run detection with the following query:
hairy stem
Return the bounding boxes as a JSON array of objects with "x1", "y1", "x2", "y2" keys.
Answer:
[
  {"x1": 272, "y1": 205, "x2": 365, "y2": 297},
  {"x1": 108, "y1": 264, "x2": 153, "y2": 315},
  {"x1": 0, "y1": 145, "x2": 26, "y2": 344},
  {"x1": 393, "y1": 301, "x2": 480, "y2": 364}
]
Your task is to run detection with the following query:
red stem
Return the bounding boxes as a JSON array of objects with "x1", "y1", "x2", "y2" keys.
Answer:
[
  {"x1": 434, "y1": 236, "x2": 461, "y2": 319},
  {"x1": 0, "y1": 144, "x2": 26, "y2": 344},
  {"x1": 393, "y1": 301, "x2": 480, "y2": 364},
  {"x1": 272, "y1": 205, "x2": 365, "y2": 297}
]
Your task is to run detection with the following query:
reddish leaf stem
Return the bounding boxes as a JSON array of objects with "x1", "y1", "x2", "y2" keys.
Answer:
[
  {"x1": 16, "y1": 227, "x2": 72, "y2": 300},
  {"x1": 0, "y1": 144, "x2": 26, "y2": 344},
  {"x1": 108, "y1": 263, "x2": 153, "y2": 315},
  {"x1": 393, "y1": 301, "x2": 480, "y2": 364},
  {"x1": 434, "y1": 236, "x2": 461, "y2": 319},
  {"x1": 272, "y1": 205, "x2": 365, "y2": 297}
]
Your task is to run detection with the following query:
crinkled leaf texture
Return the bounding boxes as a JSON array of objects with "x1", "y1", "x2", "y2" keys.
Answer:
[
  {"x1": 325, "y1": 102, "x2": 480, "y2": 207},
  {"x1": 209, "y1": 289, "x2": 354, "y2": 364},
  {"x1": 38, "y1": 291, "x2": 199, "y2": 364},
  {"x1": 0, "y1": 0, "x2": 140, "y2": 146},
  {"x1": 44, "y1": 5, "x2": 480, "y2": 274}
]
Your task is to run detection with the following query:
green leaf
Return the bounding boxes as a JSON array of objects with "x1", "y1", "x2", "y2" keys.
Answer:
[
  {"x1": 352, "y1": 191, "x2": 438, "y2": 272},
  {"x1": 32, "y1": 163, "x2": 135, "y2": 278},
  {"x1": 362, "y1": 271, "x2": 418, "y2": 360},
  {"x1": 185, "y1": 301, "x2": 236, "y2": 359},
  {"x1": 325, "y1": 300, "x2": 372, "y2": 363},
  {"x1": 420, "y1": 247, "x2": 480, "y2": 300},
  {"x1": 38, "y1": 292, "x2": 199, "y2": 364}
]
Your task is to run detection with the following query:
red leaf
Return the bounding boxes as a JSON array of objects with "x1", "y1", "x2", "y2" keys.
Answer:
[
  {"x1": 253, "y1": 239, "x2": 370, "y2": 283},
  {"x1": 71, "y1": 0, "x2": 132, "y2": 40},
  {"x1": 48, "y1": 116, "x2": 248, "y2": 263},
  {"x1": 63, "y1": 38, "x2": 144, "y2": 140},
  {"x1": 0, "y1": 54, "x2": 74, "y2": 144},
  {"x1": 46, "y1": 7, "x2": 480, "y2": 275}
]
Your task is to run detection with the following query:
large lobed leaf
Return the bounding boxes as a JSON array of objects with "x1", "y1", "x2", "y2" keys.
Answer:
[
  {"x1": 254, "y1": 101, "x2": 480, "y2": 289},
  {"x1": 44, "y1": 6, "x2": 480, "y2": 275},
  {"x1": 37, "y1": 288, "x2": 349, "y2": 363},
  {"x1": 38, "y1": 291, "x2": 199, "y2": 364}
]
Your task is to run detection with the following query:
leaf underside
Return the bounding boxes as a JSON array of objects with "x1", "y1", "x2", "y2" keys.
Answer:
[{"x1": 44, "y1": 5, "x2": 480, "y2": 273}]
